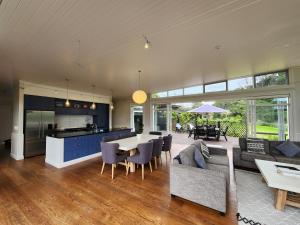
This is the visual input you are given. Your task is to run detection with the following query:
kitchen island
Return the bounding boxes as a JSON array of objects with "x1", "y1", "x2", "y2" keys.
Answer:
[{"x1": 45, "y1": 128, "x2": 131, "y2": 168}]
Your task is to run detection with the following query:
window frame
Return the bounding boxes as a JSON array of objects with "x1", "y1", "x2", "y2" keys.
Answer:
[{"x1": 204, "y1": 80, "x2": 228, "y2": 93}]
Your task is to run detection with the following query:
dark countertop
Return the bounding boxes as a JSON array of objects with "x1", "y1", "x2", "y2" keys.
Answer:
[{"x1": 48, "y1": 128, "x2": 131, "y2": 139}]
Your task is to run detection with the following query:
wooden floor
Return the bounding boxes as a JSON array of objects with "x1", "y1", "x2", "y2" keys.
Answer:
[{"x1": 0, "y1": 143, "x2": 238, "y2": 225}]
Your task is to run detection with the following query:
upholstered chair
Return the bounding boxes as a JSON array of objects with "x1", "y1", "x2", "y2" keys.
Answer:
[
  {"x1": 127, "y1": 141, "x2": 153, "y2": 180},
  {"x1": 100, "y1": 142, "x2": 128, "y2": 179},
  {"x1": 162, "y1": 134, "x2": 172, "y2": 161},
  {"x1": 151, "y1": 138, "x2": 163, "y2": 169}
]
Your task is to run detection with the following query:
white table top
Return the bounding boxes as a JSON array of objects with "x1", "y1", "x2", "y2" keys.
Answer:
[
  {"x1": 108, "y1": 134, "x2": 161, "y2": 151},
  {"x1": 255, "y1": 159, "x2": 300, "y2": 193}
]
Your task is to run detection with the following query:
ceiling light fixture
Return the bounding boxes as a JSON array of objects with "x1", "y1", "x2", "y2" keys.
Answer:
[
  {"x1": 90, "y1": 84, "x2": 96, "y2": 110},
  {"x1": 65, "y1": 78, "x2": 71, "y2": 107},
  {"x1": 132, "y1": 70, "x2": 147, "y2": 104},
  {"x1": 143, "y1": 35, "x2": 151, "y2": 49}
]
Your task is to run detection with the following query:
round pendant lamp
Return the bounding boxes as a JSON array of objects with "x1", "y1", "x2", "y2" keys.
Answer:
[{"x1": 132, "y1": 70, "x2": 147, "y2": 104}]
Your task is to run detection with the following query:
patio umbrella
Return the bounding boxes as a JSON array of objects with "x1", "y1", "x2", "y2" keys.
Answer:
[{"x1": 187, "y1": 104, "x2": 228, "y2": 126}]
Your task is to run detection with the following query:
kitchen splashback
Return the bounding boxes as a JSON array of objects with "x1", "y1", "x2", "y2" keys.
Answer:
[{"x1": 55, "y1": 115, "x2": 93, "y2": 130}]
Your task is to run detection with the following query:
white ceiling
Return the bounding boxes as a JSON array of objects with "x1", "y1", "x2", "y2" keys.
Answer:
[{"x1": 0, "y1": 0, "x2": 300, "y2": 98}]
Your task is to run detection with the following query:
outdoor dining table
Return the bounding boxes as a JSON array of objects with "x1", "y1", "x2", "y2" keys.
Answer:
[{"x1": 108, "y1": 134, "x2": 160, "y2": 172}]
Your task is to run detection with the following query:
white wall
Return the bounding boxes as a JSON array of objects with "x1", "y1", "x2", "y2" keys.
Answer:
[
  {"x1": 112, "y1": 94, "x2": 151, "y2": 133},
  {"x1": 55, "y1": 115, "x2": 93, "y2": 130},
  {"x1": 112, "y1": 98, "x2": 131, "y2": 128},
  {"x1": 11, "y1": 80, "x2": 113, "y2": 160}
]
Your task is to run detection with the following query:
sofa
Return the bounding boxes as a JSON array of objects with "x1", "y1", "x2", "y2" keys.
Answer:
[
  {"x1": 170, "y1": 140, "x2": 229, "y2": 213},
  {"x1": 233, "y1": 138, "x2": 300, "y2": 170}
]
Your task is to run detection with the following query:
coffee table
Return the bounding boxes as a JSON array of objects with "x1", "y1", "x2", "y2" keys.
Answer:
[{"x1": 255, "y1": 159, "x2": 300, "y2": 210}]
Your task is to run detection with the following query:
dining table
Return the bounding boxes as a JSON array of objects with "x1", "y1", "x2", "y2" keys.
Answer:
[{"x1": 108, "y1": 134, "x2": 161, "y2": 172}]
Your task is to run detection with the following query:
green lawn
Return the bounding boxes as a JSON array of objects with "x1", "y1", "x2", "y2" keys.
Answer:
[
  {"x1": 256, "y1": 125, "x2": 279, "y2": 133},
  {"x1": 256, "y1": 125, "x2": 288, "y2": 140}
]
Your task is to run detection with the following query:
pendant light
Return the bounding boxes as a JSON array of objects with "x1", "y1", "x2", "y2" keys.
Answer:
[
  {"x1": 65, "y1": 78, "x2": 71, "y2": 107},
  {"x1": 132, "y1": 70, "x2": 147, "y2": 104},
  {"x1": 90, "y1": 84, "x2": 96, "y2": 110},
  {"x1": 143, "y1": 35, "x2": 151, "y2": 49}
]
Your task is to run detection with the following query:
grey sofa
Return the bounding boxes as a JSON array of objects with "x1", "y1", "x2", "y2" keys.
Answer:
[
  {"x1": 170, "y1": 140, "x2": 229, "y2": 213},
  {"x1": 233, "y1": 138, "x2": 300, "y2": 170}
]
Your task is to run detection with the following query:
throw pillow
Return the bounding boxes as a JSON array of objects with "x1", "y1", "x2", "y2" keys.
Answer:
[
  {"x1": 194, "y1": 148, "x2": 207, "y2": 169},
  {"x1": 179, "y1": 145, "x2": 197, "y2": 167},
  {"x1": 275, "y1": 141, "x2": 300, "y2": 157},
  {"x1": 247, "y1": 139, "x2": 266, "y2": 154},
  {"x1": 200, "y1": 141, "x2": 211, "y2": 159}
]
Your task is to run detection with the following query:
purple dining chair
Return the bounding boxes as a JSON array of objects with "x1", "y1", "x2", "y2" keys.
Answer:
[
  {"x1": 151, "y1": 138, "x2": 163, "y2": 169},
  {"x1": 127, "y1": 141, "x2": 153, "y2": 180},
  {"x1": 162, "y1": 134, "x2": 172, "y2": 161},
  {"x1": 100, "y1": 142, "x2": 128, "y2": 179}
]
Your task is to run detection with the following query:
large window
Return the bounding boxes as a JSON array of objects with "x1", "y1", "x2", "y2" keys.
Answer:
[
  {"x1": 228, "y1": 77, "x2": 253, "y2": 91},
  {"x1": 151, "y1": 69, "x2": 289, "y2": 98},
  {"x1": 153, "y1": 104, "x2": 168, "y2": 131},
  {"x1": 184, "y1": 85, "x2": 203, "y2": 95},
  {"x1": 247, "y1": 97, "x2": 289, "y2": 141},
  {"x1": 204, "y1": 81, "x2": 227, "y2": 93},
  {"x1": 255, "y1": 71, "x2": 288, "y2": 88},
  {"x1": 168, "y1": 89, "x2": 183, "y2": 97}
]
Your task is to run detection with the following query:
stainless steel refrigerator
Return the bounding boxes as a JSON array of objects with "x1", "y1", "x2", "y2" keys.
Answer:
[{"x1": 24, "y1": 110, "x2": 55, "y2": 158}]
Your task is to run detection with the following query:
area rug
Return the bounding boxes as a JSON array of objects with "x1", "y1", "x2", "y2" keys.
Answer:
[{"x1": 235, "y1": 170, "x2": 300, "y2": 225}]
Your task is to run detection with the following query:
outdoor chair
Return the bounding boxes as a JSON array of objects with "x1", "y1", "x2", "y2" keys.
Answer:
[
  {"x1": 207, "y1": 127, "x2": 218, "y2": 140},
  {"x1": 149, "y1": 131, "x2": 162, "y2": 135},
  {"x1": 221, "y1": 126, "x2": 229, "y2": 141},
  {"x1": 194, "y1": 127, "x2": 206, "y2": 140}
]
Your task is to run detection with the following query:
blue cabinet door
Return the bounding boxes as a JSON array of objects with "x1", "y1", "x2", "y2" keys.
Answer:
[{"x1": 64, "y1": 137, "x2": 80, "y2": 162}]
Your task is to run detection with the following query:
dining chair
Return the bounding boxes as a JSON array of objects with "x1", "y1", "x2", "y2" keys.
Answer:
[
  {"x1": 162, "y1": 134, "x2": 172, "y2": 161},
  {"x1": 151, "y1": 137, "x2": 163, "y2": 169},
  {"x1": 100, "y1": 142, "x2": 128, "y2": 179},
  {"x1": 127, "y1": 141, "x2": 153, "y2": 180}
]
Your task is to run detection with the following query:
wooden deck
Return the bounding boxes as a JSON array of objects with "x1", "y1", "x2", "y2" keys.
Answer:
[{"x1": 0, "y1": 139, "x2": 238, "y2": 225}]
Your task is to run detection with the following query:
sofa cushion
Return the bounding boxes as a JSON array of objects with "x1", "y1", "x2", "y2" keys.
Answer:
[
  {"x1": 191, "y1": 139, "x2": 202, "y2": 150},
  {"x1": 241, "y1": 151, "x2": 276, "y2": 162},
  {"x1": 246, "y1": 139, "x2": 267, "y2": 154},
  {"x1": 179, "y1": 145, "x2": 197, "y2": 167},
  {"x1": 275, "y1": 141, "x2": 300, "y2": 157},
  {"x1": 206, "y1": 155, "x2": 229, "y2": 166},
  {"x1": 194, "y1": 148, "x2": 207, "y2": 169},
  {"x1": 274, "y1": 155, "x2": 300, "y2": 165},
  {"x1": 207, "y1": 164, "x2": 229, "y2": 182}
]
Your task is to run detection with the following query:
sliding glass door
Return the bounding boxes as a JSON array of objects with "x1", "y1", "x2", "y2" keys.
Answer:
[{"x1": 153, "y1": 104, "x2": 168, "y2": 131}]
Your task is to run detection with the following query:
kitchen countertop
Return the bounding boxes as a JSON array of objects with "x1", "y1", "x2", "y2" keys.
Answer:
[{"x1": 48, "y1": 128, "x2": 132, "y2": 138}]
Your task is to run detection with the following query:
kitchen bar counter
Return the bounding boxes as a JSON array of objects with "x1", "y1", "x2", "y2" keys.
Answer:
[
  {"x1": 52, "y1": 128, "x2": 131, "y2": 138},
  {"x1": 45, "y1": 128, "x2": 131, "y2": 168}
]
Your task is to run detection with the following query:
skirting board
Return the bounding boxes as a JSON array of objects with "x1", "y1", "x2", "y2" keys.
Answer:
[
  {"x1": 10, "y1": 152, "x2": 24, "y2": 160},
  {"x1": 45, "y1": 152, "x2": 102, "y2": 169}
]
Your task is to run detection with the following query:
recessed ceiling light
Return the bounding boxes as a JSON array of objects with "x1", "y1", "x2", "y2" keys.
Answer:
[{"x1": 214, "y1": 45, "x2": 221, "y2": 50}]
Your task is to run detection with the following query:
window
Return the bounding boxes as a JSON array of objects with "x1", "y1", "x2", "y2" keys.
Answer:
[
  {"x1": 152, "y1": 91, "x2": 167, "y2": 98},
  {"x1": 204, "y1": 81, "x2": 226, "y2": 93},
  {"x1": 247, "y1": 97, "x2": 289, "y2": 141},
  {"x1": 228, "y1": 77, "x2": 253, "y2": 91},
  {"x1": 168, "y1": 89, "x2": 183, "y2": 97},
  {"x1": 184, "y1": 85, "x2": 203, "y2": 95},
  {"x1": 255, "y1": 71, "x2": 288, "y2": 88}
]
